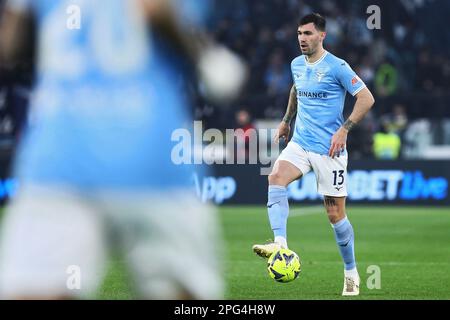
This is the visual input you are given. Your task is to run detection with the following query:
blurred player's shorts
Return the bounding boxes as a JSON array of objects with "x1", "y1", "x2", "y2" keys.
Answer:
[{"x1": 0, "y1": 184, "x2": 224, "y2": 299}]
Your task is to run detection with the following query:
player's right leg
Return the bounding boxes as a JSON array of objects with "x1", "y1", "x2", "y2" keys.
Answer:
[{"x1": 253, "y1": 142, "x2": 311, "y2": 258}]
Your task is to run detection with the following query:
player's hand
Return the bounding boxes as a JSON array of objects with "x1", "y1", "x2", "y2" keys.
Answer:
[
  {"x1": 329, "y1": 127, "x2": 348, "y2": 158},
  {"x1": 274, "y1": 121, "x2": 291, "y2": 143}
]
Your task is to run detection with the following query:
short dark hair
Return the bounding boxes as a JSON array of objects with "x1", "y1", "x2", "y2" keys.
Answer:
[{"x1": 299, "y1": 13, "x2": 326, "y2": 32}]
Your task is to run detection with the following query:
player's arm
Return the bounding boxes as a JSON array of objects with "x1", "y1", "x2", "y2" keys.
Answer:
[
  {"x1": 275, "y1": 84, "x2": 297, "y2": 143},
  {"x1": 283, "y1": 84, "x2": 298, "y2": 125},
  {"x1": 0, "y1": 6, "x2": 33, "y2": 66},
  {"x1": 343, "y1": 87, "x2": 375, "y2": 130},
  {"x1": 329, "y1": 87, "x2": 375, "y2": 157},
  {"x1": 140, "y1": 0, "x2": 247, "y2": 103},
  {"x1": 140, "y1": 0, "x2": 204, "y2": 64}
]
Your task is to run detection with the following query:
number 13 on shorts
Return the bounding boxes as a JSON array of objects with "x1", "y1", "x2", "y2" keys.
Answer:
[
  {"x1": 332, "y1": 170, "x2": 345, "y2": 187},
  {"x1": 325, "y1": 167, "x2": 347, "y2": 196},
  {"x1": 311, "y1": 153, "x2": 348, "y2": 197}
]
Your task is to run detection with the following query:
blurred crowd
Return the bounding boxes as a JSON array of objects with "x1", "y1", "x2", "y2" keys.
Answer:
[
  {"x1": 204, "y1": 0, "x2": 450, "y2": 159},
  {"x1": 1, "y1": 0, "x2": 450, "y2": 160}
]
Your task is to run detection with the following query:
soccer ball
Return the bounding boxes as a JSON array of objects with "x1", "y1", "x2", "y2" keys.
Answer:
[{"x1": 267, "y1": 248, "x2": 301, "y2": 283}]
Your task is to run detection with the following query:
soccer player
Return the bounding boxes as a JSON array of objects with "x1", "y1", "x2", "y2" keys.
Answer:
[
  {"x1": 0, "y1": 0, "x2": 245, "y2": 299},
  {"x1": 252, "y1": 13, "x2": 375, "y2": 296}
]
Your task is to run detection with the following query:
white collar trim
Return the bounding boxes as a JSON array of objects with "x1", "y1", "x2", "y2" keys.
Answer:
[{"x1": 304, "y1": 50, "x2": 328, "y2": 66}]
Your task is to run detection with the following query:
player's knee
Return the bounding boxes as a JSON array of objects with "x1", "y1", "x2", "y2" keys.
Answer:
[
  {"x1": 327, "y1": 213, "x2": 340, "y2": 224},
  {"x1": 268, "y1": 171, "x2": 287, "y2": 186},
  {"x1": 326, "y1": 210, "x2": 345, "y2": 224}
]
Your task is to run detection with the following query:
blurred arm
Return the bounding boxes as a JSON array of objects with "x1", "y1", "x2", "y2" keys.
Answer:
[
  {"x1": 140, "y1": 0, "x2": 247, "y2": 103},
  {"x1": 0, "y1": 7, "x2": 33, "y2": 66},
  {"x1": 140, "y1": 0, "x2": 207, "y2": 64}
]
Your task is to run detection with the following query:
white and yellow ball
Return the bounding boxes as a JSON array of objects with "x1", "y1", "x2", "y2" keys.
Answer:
[{"x1": 267, "y1": 248, "x2": 301, "y2": 283}]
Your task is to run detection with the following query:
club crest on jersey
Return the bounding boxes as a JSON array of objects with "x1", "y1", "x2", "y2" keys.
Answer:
[{"x1": 316, "y1": 71, "x2": 326, "y2": 82}]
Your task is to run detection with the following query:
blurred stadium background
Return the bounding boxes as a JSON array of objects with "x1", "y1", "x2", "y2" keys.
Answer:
[{"x1": 0, "y1": 0, "x2": 449, "y2": 299}]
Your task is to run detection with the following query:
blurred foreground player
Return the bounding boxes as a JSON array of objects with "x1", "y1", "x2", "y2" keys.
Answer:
[
  {"x1": 0, "y1": 0, "x2": 246, "y2": 299},
  {"x1": 252, "y1": 14, "x2": 374, "y2": 296}
]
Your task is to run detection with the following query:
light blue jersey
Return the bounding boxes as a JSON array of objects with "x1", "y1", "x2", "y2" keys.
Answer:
[
  {"x1": 291, "y1": 51, "x2": 366, "y2": 155},
  {"x1": 8, "y1": 0, "x2": 203, "y2": 191}
]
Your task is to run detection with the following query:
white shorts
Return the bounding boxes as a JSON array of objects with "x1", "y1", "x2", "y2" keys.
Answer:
[
  {"x1": 0, "y1": 184, "x2": 224, "y2": 299},
  {"x1": 277, "y1": 141, "x2": 348, "y2": 197}
]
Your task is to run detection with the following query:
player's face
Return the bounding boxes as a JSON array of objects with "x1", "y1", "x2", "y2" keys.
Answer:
[{"x1": 297, "y1": 23, "x2": 325, "y2": 56}]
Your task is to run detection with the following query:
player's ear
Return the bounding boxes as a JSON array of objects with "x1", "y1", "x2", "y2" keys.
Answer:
[{"x1": 321, "y1": 31, "x2": 326, "y2": 41}]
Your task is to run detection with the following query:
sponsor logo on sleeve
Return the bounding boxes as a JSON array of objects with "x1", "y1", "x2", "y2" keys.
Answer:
[{"x1": 351, "y1": 76, "x2": 361, "y2": 86}]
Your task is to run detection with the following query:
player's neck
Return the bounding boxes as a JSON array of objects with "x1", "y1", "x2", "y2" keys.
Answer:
[{"x1": 306, "y1": 48, "x2": 326, "y2": 64}]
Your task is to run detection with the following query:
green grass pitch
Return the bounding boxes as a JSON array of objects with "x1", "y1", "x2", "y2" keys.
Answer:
[
  {"x1": 97, "y1": 205, "x2": 450, "y2": 300},
  {"x1": 218, "y1": 206, "x2": 450, "y2": 300},
  {"x1": 1, "y1": 206, "x2": 450, "y2": 299}
]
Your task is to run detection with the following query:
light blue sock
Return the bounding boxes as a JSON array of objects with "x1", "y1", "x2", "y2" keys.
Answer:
[
  {"x1": 332, "y1": 216, "x2": 356, "y2": 270},
  {"x1": 267, "y1": 185, "x2": 289, "y2": 239}
]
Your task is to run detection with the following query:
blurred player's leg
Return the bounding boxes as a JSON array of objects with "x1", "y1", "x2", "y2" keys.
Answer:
[
  {"x1": 323, "y1": 196, "x2": 359, "y2": 296},
  {"x1": 98, "y1": 190, "x2": 224, "y2": 300},
  {"x1": 0, "y1": 184, "x2": 107, "y2": 299}
]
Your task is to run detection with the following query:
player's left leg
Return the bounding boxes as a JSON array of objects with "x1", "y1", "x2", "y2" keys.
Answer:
[
  {"x1": 309, "y1": 150, "x2": 359, "y2": 296},
  {"x1": 323, "y1": 196, "x2": 359, "y2": 296}
]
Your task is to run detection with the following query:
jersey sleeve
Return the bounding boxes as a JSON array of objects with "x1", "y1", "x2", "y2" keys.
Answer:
[{"x1": 334, "y1": 60, "x2": 366, "y2": 96}]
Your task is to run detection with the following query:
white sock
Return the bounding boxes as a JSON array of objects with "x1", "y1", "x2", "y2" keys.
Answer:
[
  {"x1": 344, "y1": 267, "x2": 359, "y2": 278},
  {"x1": 274, "y1": 236, "x2": 288, "y2": 249}
]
